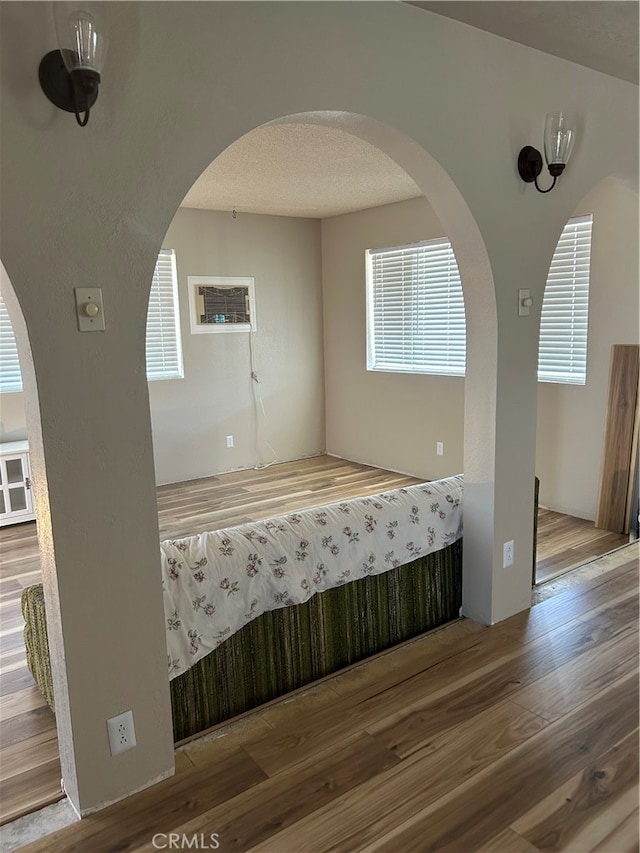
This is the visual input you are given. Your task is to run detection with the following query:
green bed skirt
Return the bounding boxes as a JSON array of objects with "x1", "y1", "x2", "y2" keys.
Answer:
[{"x1": 22, "y1": 538, "x2": 462, "y2": 743}]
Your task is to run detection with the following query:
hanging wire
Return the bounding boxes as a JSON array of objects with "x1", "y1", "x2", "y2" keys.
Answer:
[
  {"x1": 232, "y1": 207, "x2": 237, "y2": 220},
  {"x1": 248, "y1": 330, "x2": 278, "y2": 470}
]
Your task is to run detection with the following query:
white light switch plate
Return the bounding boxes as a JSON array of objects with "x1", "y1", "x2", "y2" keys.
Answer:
[
  {"x1": 75, "y1": 288, "x2": 105, "y2": 332},
  {"x1": 518, "y1": 288, "x2": 532, "y2": 317}
]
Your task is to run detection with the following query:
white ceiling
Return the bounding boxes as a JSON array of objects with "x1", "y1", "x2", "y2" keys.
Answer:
[
  {"x1": 181, "y1": 1, "x2": 638, "y2": 220},
  {"x1": 180, "y1": 123, "x2": 422, "y2": 219}
]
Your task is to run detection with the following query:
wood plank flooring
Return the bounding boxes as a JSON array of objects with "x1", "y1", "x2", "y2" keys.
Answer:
[
  {"x1": 535, "y1": 507, "x2": 628, "y2": 583},
  {"x1": 0, "y1": 455, "x2": 635, "y2": 843},
  {"x1": 155, "y1": 455, "x2": 423, "y2": 540},
  {"x1": 0, "y1": 456, "x2": 421, "y2": 826},
  {"x1": 13, "y1": 541, "x2": 640, "y2": 853}
]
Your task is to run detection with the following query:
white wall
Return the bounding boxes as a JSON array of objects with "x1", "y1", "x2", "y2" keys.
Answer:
[
  {"x1": 322, "y1": 196, "x2": 464, "y2": 480},
  {"x1": 150, "y1": 207, "x2": 324, "y2": 485},
  {"x1": 323, "y1": 180, "x2": 640, "y2": 520},
  {"x1": 0, "y1": 209, "x2": 325, "y2": 481},
  {"x1": 0, "y1": 391, "x2": 27, "y2": 442},
  {"x1": 536, "y1": 177, "x2": 640, "y2": 519},
  {"x1": 8, "y1": 180, "x2": 634, "y2": 518},
  {"x1": 0, "y1": 267, "x2": 28, "y2": 443}
]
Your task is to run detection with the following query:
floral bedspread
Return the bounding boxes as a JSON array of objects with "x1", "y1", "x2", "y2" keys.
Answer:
[{"x1": 161, "y1": 474, "x2": 463, "y2": 679}]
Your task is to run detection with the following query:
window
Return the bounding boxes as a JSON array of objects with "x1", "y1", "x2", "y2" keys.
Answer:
[
  {"x1": 146, "y1": 249, "x2": 183, "y2": 381},
  {"x1": 366, "y1": 238, "x2": 465, "y2": 376},
  {"x1": 0, "y1": 249, "x2": 183, "y2": 392},
  {"x1": 0, "y1": 294, "x2": 23, "y2": 393},
  {"x1": 538, "y1": 215, "x2": 593, "y2": 385}
]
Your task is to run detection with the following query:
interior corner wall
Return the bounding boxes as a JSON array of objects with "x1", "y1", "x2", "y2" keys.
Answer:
[
  {"x1": 322, "y1": 196, "x2": 464, "y2": 480},
  {"x1": 536, "y1": 177, "x2": 640, "y2": 520},
  {"x1": 150, "y1": 207, "x2": 325, "y2": 485}
]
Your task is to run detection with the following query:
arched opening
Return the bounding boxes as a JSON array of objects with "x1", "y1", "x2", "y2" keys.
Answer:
[
  {"x1": 534, "y1": 176, "x2": 639, "y2": 582},
  {"x1": 150, "y1": 110, "x2": 498, "y2": 621},
  {"x1": 5, "y1": 110, "x2": 500, "y2": 819},
  {"x1": 149, "y1": 116, "x2": 488, "y2": 485},
  {"x1": 0, "y1": 262, "x2": 66, "y2": 822},
  {"x1": 137, "y1": 108, "x2": 500, "y2": 749}
]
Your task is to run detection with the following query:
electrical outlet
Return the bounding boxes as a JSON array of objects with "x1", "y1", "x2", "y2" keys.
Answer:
[
  {"x1": 107, "y1": 710, "x2": 136, "y2": 756},
  {"x1": 503, "y1": 540, "x2": 514, "y2": 568},
  {"x1": 436, "y1": 441, "x2": 444, "y2": 456},
  {"x1": 226, "y1": 435, "x2": 234, "y2": 448}
]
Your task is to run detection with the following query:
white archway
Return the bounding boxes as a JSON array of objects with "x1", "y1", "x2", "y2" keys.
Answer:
[{"x1": 7, "y1": 109, "x2": 503, "y2": 816}]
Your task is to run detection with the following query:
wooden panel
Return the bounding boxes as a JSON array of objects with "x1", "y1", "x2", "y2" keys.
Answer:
[
  {"x1": 509, "y1": 621, "x2": 638, "y2": 722},
  {"x1": 496, "y1": 561, "x2": 638, "y2": 645},
  {"x1": 0, "y1": 704, "x2": 57, "y2": 749},
  {"x1": 365, "y1": 590, "x2": 637, "y2": 759},
  {"x1": 10, "y1": 542, "x2": 639, "y2": 853},
  {"x1": 591, "y1": 805, "x2": 640, "y2": 852},
  {"x1": 0, "y1": 759, "x2": 63, "y2": 826},
  {"x1": 242, "y1": 700, "x2": 547, "y2": 853},
  {"x1": 512, "y1": 731, "x2": 639, "y2": 851},
  {"x1": 242, "y1": 575, "x2": 636, "y2": 777},
  {"x1": 626, "y1": 384, "x2": 640, "y2": 534},
  {"x1": 13, "y1": 747, "x2": 268, "y2": 851},
  {"x1": 478, "y1": 828, "x2": 538, "y2": 852},
  {"x1": 535, "y1": 507, "x2": 628, "y2": 583},
  {"x1": 152, "y1": 733, "x2": 400, "y2": 853},
  {"x1": 596, "y1": 344, "x2": 640, "y2": 533},
  {"x1": 2, "y1": 458, "x2": 638, "y2": 838},
  {"x1": 359, "y1": 674, "x2": 639, "y2": 853},
  {"x1": 0, "y1": 458, "x2": 421, "y2": 825}
]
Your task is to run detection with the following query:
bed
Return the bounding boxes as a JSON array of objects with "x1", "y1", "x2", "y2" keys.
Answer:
[{"x1": 23, "y1": 474, "x2": 465, "y2": 742}]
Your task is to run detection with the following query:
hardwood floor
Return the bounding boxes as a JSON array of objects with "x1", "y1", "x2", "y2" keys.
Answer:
[
  {"x1": 13, "y1": 542, "x2": 640, "y2": 852},
  {"x1": 0, "y1": 455, "x2": 636, "y2": 847},
  {"x1": 155, "y1": 455, "x2": 422, "y2": 540},
  {"x1": 0, "y1": 456, "x2": 421, "y2": 826},
  {"x1": 535, "y1": 507, "x2": 629, "y2": 583},
  {"x1": 0, "y1": 520, "x2": 61, "y2": 826}
]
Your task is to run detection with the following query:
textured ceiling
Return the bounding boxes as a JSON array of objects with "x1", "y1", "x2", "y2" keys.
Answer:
[
  {"x1": 181, "y1": 2, "x2": 638, "y2": 219},
  {"x1": 180, "y1": 123, "x2": 422, "y2": 219}
]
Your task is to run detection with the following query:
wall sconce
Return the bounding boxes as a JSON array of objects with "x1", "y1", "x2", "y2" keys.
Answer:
[
  {"x1": 517, "y1": 112, "x2": 576, "y2": 194},
  {"x1": 39, "y1": 3, "x2": 108, "y2": 127}
]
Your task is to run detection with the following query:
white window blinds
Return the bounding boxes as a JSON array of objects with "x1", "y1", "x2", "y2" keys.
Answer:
[
  {"x1": 538, "y1": 215, "x2": 592, "y2": 385},
  {"x1": 0, "y1": 294, "x2": 23, "y2": 393},
  {"x1": 0, "y1": 252, "x2": 184, "y2": 393},
  {"x1": 366, "y1": 238, "x2": 465, "y2": 376},
  {"x1": 146, "y1": 249, "x2": 183, "y2": 381}
]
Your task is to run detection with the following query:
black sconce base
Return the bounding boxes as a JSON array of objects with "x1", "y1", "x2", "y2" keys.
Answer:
[
  {"x1": 39, "y1": 50, "x2": 98, "y2": 116},
  {"x1": 517, "y1": 146, "x2": 544, "y2": 183}
]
